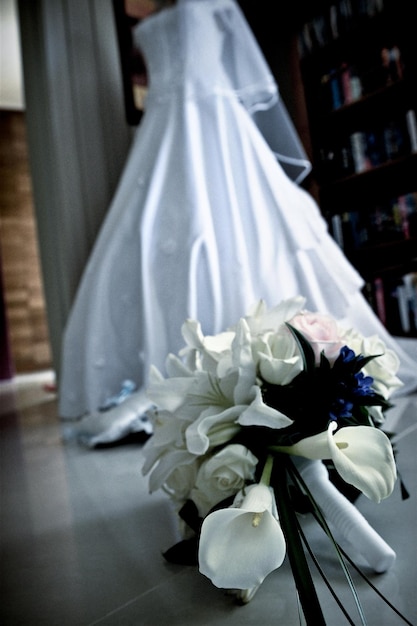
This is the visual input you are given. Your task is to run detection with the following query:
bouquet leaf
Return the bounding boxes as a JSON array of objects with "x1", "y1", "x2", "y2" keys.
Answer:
[
  {"x1": 273, "y1": 455, "x2": 326, "y2": 625},
  {"x1": 286, "y1": 323, "x2": 317, "y2": 374},
  {"x1": 163, "y1": 537, "x2": 199, "y2": 566}
]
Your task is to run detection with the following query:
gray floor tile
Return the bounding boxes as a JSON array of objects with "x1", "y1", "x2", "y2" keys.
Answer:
[{"x1": 1, "y1": 374, "x2": 416, "y2": 625}]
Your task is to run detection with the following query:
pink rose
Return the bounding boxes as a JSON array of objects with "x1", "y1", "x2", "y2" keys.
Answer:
[{"x1": 289, "y1": 311, "x2": 345, "y2": 364}]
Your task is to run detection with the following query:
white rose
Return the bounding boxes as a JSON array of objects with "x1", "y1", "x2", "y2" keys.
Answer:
[
  {"x1": 190, "y1": 444, "x2": 258, "y2": 517},
  {"x1": 341, "y1": 331, "x2": 403, "y2": 399},
  {"x1": 163, "y1": 459, "x2": 200, "y2": 504},
  {"x1": 142, "y1": 406, "x2": 196, "y2": 495},
  {"x1": 254, "y1": 326, "x2": 304, "y2": 385}
]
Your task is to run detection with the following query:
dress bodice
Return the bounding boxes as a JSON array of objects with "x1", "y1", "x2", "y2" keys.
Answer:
[
  {"x1": 133, "y1": 0, "x2": 311, "y2": 183},
  {"x1": 133, "y1": 0, "x2": 276, "y2": 105}
]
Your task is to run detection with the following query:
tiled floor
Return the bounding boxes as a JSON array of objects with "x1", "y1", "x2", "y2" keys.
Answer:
[{"x1": 1, "y1": 371, "x2": 416, "y2": 625}]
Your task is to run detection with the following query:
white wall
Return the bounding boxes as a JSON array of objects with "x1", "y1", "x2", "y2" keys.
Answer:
[{"x1": 0, "y1": 0, "x2": 24, "y2": 109}]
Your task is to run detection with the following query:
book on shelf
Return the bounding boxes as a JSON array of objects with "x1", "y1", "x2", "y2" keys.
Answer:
[
  {"x1": 330, "y1": 69, "x2": 344, "y2": 109},
  {"x1": 317, "y1": 44, "x2": 406, "y2": 116},
  {"x1": 364, "y1": 272, "x2": 417, "y2": 335},
  {"x1": 331, "y1": 214, "x2": 344, "y2": 249},
  {"x1": 319, "y1": 110, "x2": 416, "y2": 179},
  {"x1": 369, "y1": 204, "x2": 398, "y2": 243},
  {"x1": 373, "y1": 277, "x2": 387, "y2": 327},
  {"x1": 321, "y1": 63, "x2": 363, "y2": 111},
  {"x1": 347, "y1": 211, "x2": 368, "y2": 249},
  {"x1": 381, "y1": 46, "x2": 404, "y2": 84},
  {"x1": 396, "y1": 285, "x2": 411, "y2": 333},
  {"x1": 391, "y1": 192, "x2": 417, "y2": 240},
  {"x1": 391, "y1": 273, "x2": 417, "y2": 334},
  {"x1": 392, "y1": 196, "x2": 410, "y2": 240},
  {"x1": 406, "y1": 110, "x2": 417, "y2": 153},
  {"x1": 330, "y1": 191, "x2": 417, "y2": 251},
  {"x1": 297, "y1": 0, "x2": 386, "y2": 58},
  {"x1": 382, "y1": 118, "x2": 409, "y2": 161},
  {"x1": 350, "y1": 132, "x2": 370, "y2": 173},
  {"x1": 403, "y1": 273, "x2": 417, "y2": 331}
]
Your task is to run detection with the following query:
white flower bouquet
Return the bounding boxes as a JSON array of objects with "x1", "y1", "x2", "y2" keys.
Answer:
[{"x1": 142, "y1": 296, "x2": 410, "y2": 623}]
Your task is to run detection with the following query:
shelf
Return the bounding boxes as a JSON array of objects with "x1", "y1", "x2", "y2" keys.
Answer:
[
  {"x1": 348, "y1": 239, "x2": 417, "y2": 277},
  {"x1": 299, "y1": 0, "x2": 412, "y2": 66},
  {"x1": 326, "y1": 79, "x2": 412, "y2": 121},
  {"x1": 319, "y1": 153, "x2": 417, "y2": 209},
  {"x1": 297, "y1": 0, "x2": 417, "y2": 337}
]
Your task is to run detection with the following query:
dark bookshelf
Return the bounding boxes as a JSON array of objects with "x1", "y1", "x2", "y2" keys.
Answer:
[{"x1": 297, "y1": 0, "x2": 417, "y2": 337}]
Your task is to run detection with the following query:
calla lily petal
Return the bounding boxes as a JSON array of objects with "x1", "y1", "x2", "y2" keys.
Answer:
[
  {"x1": 180, "y1": 318, "x2": 205, "y2": 350},
  {"x1": 276, "y1": 423, "x2": 397, "y2": 503},
  {"x1": 164, "y1": 353, "x2": 193, "y2": 378},
  {"x1": 198, "y1": 485, "x2": 286, "y2": 590},
  {"x1": 185, "y1": 405, "x2": 243, "y2": 455},
  {"x1": 180, "y1": 319, "x2": 235, "y2": 374},
  {"x1": 236, "y1": 584, "x2": 262, "y2": 604},
  {"x1": 147, "y1": 365, "x2": 194, "y2": 412},
  {"x1": 181, "y1": 318, "x2": 234, "y2": 356},
  {"x1": 244, "y1": 297, "x2": 306, "y2": 336},
  {"x1": 238, "y1": 386, "x2": 294, "y2": 429},
  {"x1": 231, "y1": 319, "x2": 257, "y2": 405},
  {"x1": 147, "y1": 449, "x2": 197, "y2": 493},
  {"x1": 329, "y1": 424, "x2": 397, "y2": 502}
]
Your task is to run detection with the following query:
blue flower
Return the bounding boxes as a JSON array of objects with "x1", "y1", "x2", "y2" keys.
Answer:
[
  {"x1": 338, "y1": 345, "x2": 356, "y2": 363},
  {"x1": 329, "y1": 397, "x2": 354, "y2": 421},
  {"x1": 353, "y1": 372, "x2": 375, "y2": 397}
]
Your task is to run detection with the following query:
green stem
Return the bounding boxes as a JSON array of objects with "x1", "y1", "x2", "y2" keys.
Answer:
[
  {"x1": 260, "y1": 454, "x2": 274, "y2": 486},
  {"x1": 273, "y1": 454, "x2": 326, "y2": 626}
]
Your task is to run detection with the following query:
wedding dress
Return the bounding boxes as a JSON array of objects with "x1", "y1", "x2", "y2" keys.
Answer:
[{"x1": 58, "y1": 0, "x2": 416, "y2": 443}]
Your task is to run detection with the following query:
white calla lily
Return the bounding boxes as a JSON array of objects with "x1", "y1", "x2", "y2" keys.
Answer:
[
  {"x1": 181, "y1": 319, "x2": 234, "y2": 357},
  {"x1": 244, "y1": 297, "x2": 306, "y2": 336},
  {"x1": 185, "y1": 404, "x2": 244, "y2": 455},
  {"x1": 147, "y1": 365, "x2": 194, "y2": 412},
  {"x1": 238, "y1": 385, "x2": 294, "y2": 430},
  {"x1": 230, "y1": 319, "x2": 257, "y2": 405},
  {"x1": 180, "y1": 318, "x2": 235, "y2": 374},
  {"x1": 276, "y1": 422, "x2": 397, "y2": 503},
  {"x1": 164, "y1": 352, "x2": 194, "y2": 378},
  {"x1": 198, "y1": 484, "x2": 286, "y2": 590},
  {"x1": 147, "y1": 449, "x2": 198, "y2": 494}
]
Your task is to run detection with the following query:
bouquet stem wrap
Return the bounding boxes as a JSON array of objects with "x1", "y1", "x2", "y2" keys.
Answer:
[{"x1": 294, "y1": 457, "x2": 396, "y2": 573}]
